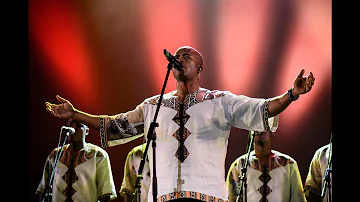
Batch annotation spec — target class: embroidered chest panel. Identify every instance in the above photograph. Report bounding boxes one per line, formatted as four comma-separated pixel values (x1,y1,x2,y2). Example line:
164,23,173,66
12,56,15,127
49,146,103,200
145,89,225,163
238,155,294,202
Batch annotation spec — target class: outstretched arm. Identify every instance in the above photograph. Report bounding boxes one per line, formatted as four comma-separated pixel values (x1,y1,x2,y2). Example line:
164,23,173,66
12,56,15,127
267,68,315,117
45,95,101,130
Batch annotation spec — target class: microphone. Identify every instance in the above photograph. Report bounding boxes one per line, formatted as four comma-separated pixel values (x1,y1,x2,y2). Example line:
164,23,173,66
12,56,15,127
62,126,75,135
164,49,182,71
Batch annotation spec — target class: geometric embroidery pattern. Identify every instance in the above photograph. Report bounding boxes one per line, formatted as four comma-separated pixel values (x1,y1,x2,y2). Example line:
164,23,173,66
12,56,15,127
62,186,75,202
258,166,271,202
58,148,89,201
62,165,79,184
159,88,226,163
238,152,296,202
48,145,101,201
172,105,190,162
62,157,79,202
158,190,228,202
257,185,271,202
171,92,198,163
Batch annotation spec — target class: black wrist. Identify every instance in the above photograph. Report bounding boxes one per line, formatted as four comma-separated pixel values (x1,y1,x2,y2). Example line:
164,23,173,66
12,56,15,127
287,88,299,101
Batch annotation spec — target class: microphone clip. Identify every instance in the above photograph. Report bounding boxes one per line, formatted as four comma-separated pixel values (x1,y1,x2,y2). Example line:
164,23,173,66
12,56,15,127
163,49,182,71
61,126,75,135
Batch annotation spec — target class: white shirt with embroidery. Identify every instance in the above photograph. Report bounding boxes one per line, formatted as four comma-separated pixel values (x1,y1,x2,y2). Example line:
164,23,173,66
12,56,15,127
304,143,332,202
226,150,306,202
100,88,279,202
120,143,150,202
36,143,117,202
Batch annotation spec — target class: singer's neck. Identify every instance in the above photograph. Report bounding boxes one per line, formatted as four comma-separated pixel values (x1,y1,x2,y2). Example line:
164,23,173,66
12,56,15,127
69,140,87,152
254,144,272,164
175,81,200,102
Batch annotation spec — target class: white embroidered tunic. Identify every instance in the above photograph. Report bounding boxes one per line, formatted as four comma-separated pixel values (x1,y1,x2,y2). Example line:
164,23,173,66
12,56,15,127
304,143,332,202
36,143,117,202
100,88,279,202
120,143,150,202
226,150,307,202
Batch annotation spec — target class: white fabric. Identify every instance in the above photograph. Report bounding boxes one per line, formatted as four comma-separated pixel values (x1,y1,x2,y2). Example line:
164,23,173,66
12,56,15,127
100,88,279,202
36,143,117,202
120,143,150,202
226,150,306,202
304,143,332,202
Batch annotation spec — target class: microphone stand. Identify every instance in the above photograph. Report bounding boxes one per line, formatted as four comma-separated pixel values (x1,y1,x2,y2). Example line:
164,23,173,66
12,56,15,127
236,131,255,202
41,129,71,202
321,134,332,201
132,62,174,202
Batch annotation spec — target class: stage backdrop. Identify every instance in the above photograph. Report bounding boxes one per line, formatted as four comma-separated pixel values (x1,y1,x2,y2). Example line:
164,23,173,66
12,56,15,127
28,0,331,201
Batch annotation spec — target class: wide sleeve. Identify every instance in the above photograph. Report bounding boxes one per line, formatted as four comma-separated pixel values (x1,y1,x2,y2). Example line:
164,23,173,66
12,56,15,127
99,102,146,148
289,161,307,202
224,92,279,132
226,157,242,202
96,150,117,201
119,148,137,198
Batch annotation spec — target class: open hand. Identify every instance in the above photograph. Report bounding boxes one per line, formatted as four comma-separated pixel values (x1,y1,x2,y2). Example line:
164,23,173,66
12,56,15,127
292,69,315,96
45,95,75,119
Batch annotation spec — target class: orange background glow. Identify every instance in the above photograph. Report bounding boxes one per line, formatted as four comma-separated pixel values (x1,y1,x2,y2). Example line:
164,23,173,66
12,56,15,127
28,0,331,201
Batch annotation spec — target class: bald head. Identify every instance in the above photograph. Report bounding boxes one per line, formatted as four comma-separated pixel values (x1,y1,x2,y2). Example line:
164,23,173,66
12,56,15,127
175,46,204,67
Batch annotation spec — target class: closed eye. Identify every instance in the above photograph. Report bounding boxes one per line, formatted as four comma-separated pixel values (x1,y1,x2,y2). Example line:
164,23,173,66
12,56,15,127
175,53,192,60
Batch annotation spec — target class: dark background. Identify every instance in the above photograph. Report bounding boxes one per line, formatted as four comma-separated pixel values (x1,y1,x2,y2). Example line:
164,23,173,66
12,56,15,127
27,0,332,201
